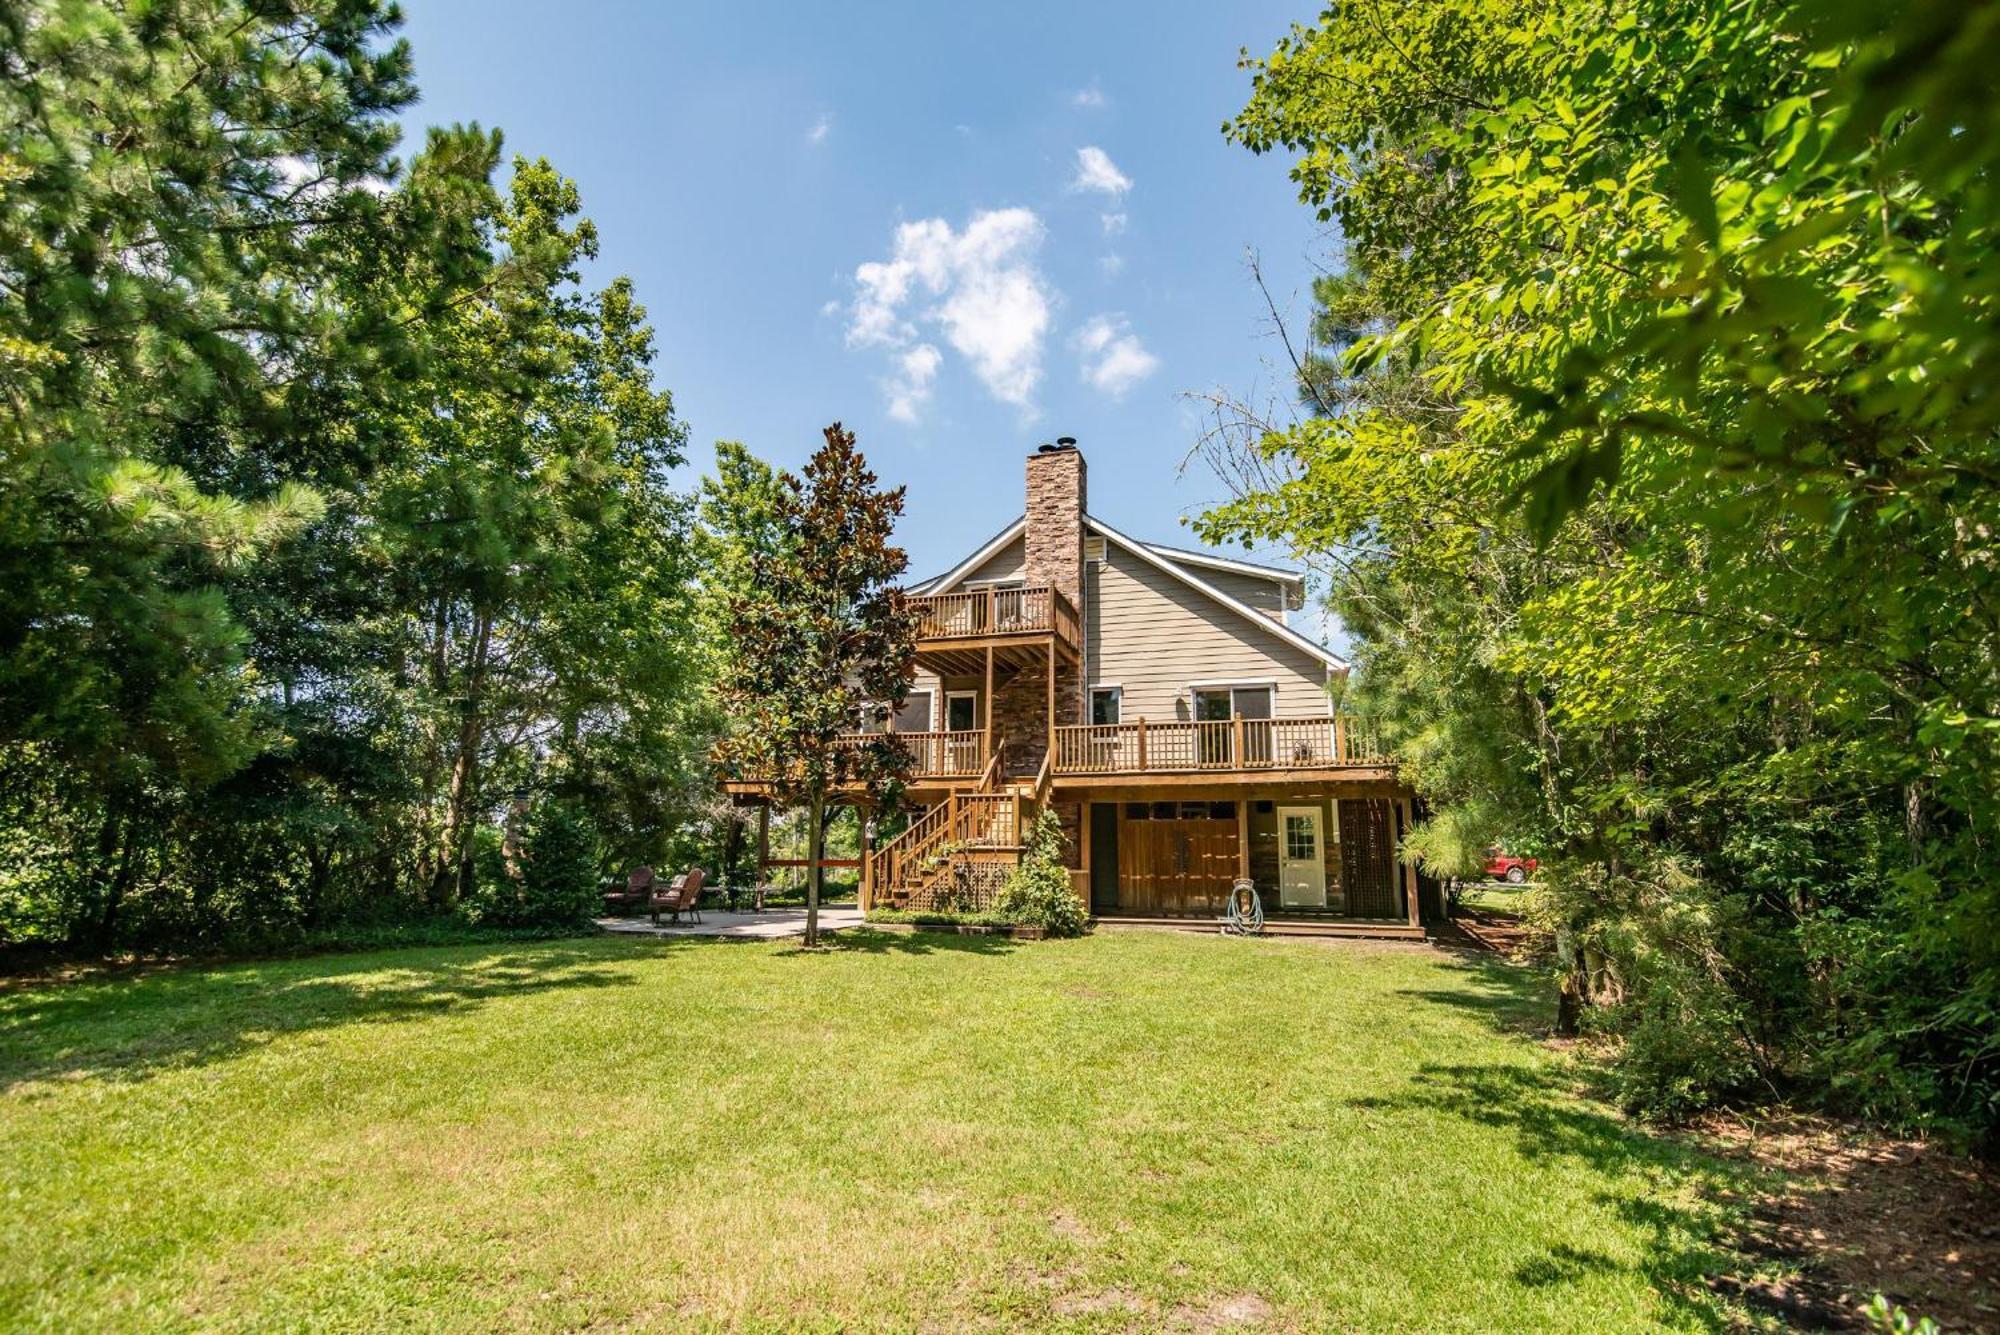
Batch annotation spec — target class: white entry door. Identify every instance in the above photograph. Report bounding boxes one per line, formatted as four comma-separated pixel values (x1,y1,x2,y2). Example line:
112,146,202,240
1277,805,1327,908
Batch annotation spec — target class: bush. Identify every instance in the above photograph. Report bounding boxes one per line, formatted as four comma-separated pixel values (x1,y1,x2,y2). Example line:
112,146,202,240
865,907,1017,929
1535,858,1763,1121
992,808,1087,938
473,799,604,929
1595,957,1760,1122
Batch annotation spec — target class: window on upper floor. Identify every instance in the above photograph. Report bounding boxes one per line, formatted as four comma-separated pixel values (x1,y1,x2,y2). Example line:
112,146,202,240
1090,686,1121,725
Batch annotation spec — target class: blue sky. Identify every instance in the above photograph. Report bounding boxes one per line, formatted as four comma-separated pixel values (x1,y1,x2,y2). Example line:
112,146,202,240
394,1,1327,587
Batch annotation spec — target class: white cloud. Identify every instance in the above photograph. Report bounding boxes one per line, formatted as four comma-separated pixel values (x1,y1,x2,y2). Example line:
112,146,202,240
1099,254,1125,278
1071,83,1106,109
806,112,832,145
847,208,1053,417
885,344,941,423
1100,211,1128,236
1071,146,1132,198
1071,313,1159,398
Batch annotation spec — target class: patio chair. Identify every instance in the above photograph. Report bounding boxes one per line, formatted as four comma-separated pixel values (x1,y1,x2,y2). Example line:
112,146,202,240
602,866,655,916
649,867,706,925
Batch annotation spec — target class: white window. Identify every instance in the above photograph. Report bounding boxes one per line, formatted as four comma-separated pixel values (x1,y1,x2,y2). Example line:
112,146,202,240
1090,686,1121,725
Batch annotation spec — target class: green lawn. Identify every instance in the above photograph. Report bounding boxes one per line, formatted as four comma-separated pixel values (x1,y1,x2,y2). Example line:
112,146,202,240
1457,881,1534,915
0,931,1763,1331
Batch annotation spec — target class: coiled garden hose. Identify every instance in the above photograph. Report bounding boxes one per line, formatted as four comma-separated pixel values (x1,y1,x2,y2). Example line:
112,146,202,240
1222,878,1265,936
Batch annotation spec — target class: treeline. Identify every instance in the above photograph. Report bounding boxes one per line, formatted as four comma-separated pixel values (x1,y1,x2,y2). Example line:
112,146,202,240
0,2,744,950
1210,2,1997,1143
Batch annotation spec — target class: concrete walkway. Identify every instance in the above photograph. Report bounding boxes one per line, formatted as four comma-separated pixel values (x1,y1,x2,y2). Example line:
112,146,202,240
596,906,865,940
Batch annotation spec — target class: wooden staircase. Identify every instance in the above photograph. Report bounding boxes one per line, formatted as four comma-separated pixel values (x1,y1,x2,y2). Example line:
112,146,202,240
871,747,1046,910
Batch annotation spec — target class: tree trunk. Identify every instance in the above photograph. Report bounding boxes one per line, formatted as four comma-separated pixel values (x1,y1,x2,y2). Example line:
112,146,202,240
1554,925,1586,1037
805,789,825,947
430,610,493,908
90,802,136,948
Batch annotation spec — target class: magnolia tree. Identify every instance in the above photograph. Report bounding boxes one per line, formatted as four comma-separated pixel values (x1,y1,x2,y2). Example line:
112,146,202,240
714,425,917,945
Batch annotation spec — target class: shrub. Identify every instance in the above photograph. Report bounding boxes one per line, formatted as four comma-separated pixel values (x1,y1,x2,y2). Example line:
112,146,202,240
1534,857,1763,1121
1595,957,1760,1122
474,799,604,929
992,808,1087,938
865,907,1016,929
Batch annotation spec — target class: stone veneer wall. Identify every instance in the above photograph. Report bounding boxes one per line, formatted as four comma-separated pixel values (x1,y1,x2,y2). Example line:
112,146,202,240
989,653,1084,780
1022,445,1087,728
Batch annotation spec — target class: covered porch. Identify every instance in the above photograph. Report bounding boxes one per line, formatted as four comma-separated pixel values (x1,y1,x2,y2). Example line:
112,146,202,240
1069,783,1423,934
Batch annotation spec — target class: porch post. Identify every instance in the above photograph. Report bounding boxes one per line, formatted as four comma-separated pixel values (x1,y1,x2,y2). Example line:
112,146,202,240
1400,796,1421,928
1235,800,1250,882
859,805,874,913
1046,640,1056,767
756,803,770,881
984,645,994,771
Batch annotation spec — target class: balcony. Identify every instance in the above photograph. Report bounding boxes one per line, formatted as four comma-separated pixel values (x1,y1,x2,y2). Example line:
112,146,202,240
1050,716,1390,778
901,583,1080,676
833,729,987,781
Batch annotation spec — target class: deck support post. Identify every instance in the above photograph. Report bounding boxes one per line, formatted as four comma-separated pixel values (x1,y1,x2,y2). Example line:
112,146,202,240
1236,799,1250,883
983,645,994,775
1400,796,1421,928
756,803,770,883
1046,640,1056,774
859,805,874,913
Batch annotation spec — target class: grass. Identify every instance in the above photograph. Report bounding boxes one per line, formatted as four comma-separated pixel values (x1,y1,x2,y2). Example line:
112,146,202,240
1457,880,1534,914
0,930,1765,1331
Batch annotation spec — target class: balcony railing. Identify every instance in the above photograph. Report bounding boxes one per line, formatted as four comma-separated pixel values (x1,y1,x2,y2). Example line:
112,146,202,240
833,729,985,779
1051,716,1389,775
901,584,1080,650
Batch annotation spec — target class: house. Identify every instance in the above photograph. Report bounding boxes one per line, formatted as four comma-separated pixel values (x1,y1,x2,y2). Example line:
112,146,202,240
728,439,1423,935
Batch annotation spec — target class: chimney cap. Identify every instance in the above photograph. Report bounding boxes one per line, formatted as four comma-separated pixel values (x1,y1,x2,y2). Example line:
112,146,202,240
1056,436,1077,447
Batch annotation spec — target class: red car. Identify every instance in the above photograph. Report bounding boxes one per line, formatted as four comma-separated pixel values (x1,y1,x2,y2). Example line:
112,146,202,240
1482,848,1538,884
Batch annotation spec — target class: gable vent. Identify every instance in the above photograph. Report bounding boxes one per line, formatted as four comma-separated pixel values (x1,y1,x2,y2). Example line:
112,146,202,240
1083,535,1107,564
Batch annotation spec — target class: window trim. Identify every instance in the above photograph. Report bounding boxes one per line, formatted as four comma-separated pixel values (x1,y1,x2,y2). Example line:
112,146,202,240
893,688,934,734
1088,684,1123,726
943,689,980,734
1188,681,1276,721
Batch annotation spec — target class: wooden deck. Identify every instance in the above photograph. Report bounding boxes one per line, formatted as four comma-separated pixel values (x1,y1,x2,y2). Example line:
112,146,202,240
1052,716,1387,778
902,583,1081,676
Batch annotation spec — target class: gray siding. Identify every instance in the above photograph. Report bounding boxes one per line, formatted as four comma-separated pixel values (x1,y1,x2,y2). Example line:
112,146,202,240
1085,555,1331,721
956,534,1025,587
1161,562,1289,619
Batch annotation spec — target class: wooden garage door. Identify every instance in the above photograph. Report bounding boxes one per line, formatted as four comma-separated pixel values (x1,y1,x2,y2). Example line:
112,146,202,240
1118,801,1239,915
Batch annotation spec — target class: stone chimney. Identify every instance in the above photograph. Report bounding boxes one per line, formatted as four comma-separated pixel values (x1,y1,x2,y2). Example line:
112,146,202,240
1025,437,1086,627
1024,438,1086,727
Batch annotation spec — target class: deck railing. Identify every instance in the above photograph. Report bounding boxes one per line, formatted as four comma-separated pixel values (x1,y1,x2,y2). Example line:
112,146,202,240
833,729,985,779
1051,715,1388,775
900,584,1080,649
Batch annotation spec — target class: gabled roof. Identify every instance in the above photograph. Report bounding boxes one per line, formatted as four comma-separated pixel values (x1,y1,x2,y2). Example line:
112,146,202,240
1138,541,1305,599
908,512,1344,672
1083,515,1347,672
